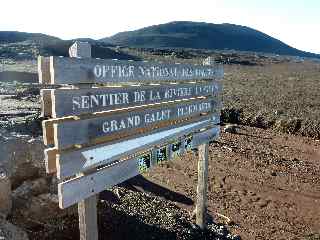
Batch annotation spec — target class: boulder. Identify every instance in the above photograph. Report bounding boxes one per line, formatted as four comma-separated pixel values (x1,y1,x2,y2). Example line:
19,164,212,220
0,134,45,188
224,124,238,134
12,178,49,198
18,193,76,221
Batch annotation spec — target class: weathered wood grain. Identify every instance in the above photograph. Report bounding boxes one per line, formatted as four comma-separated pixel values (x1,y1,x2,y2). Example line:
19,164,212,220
78,195,98,240
42,117,74,146
58,127,219,208
69,40,99,240
41,89,53,118
49,56,224,84
38,56,51,84
196,143,209,229
49,82,220,118
53,99,214,149
42,120,54,146
45,114,218,174
56,118,213,179
59,156,141,208
44,148,58,174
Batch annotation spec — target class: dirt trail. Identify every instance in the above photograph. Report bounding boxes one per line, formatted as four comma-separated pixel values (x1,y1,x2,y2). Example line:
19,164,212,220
145,126,320,239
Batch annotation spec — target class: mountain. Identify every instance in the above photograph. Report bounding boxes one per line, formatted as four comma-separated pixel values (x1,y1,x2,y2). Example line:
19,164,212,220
0,31,61,45
102,21,319,58
0,31,139,61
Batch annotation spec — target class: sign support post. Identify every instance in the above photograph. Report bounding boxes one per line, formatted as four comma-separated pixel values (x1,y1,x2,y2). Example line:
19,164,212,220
70,41,98,240
196,143,209,229
78,194,98,240
196,57,215,229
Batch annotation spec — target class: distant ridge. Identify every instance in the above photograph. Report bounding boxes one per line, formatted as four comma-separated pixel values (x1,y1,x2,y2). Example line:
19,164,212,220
0,31,139,61
101,21,319,58
1,22,319,59
0,31,61,45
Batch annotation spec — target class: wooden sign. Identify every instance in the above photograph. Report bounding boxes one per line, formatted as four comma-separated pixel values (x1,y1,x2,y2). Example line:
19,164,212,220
40,56,223,84
44,82,221,118
51,99,215,149
58,127,220,208
56,117,215,179
39,42,223,239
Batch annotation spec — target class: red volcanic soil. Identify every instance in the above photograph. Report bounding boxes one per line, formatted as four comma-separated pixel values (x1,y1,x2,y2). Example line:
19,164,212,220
145,125,320,239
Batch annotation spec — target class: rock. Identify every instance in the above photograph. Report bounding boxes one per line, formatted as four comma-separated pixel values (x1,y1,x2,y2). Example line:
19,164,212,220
231,234,241,240
0,135,45,188
224,124,238,134
23,193,58,220
19,193,76,221
256,199,270,208
11,164,40,189
0,218,29,240
12,178,49,201
0,168,12,217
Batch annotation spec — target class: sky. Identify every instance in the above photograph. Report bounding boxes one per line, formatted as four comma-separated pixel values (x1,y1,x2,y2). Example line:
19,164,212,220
1,0,319,53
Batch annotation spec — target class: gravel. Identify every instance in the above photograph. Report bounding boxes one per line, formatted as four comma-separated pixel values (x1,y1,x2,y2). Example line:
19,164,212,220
23,186,240,240
97,187,240,240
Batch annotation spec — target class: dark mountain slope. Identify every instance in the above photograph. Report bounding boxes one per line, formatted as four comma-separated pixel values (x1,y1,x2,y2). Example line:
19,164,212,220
0,31,139,61
102,21,319,58
0,31,61,45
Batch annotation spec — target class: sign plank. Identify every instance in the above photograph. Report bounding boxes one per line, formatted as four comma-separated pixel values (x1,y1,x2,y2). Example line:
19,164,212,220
49,56,224,84
58,127,220,208
56,118,213,179
53,99,215,149
38,56,51,84
50,82,221,118
44,148,58,174
191,127,220,148
44,114,220,174
41,89,53,118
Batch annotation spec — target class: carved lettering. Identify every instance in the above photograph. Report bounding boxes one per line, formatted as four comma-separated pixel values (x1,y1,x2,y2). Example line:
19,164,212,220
64,84,218,115
72,93,130,110
100,101,212,134
144,110,171,123
102,115,141,133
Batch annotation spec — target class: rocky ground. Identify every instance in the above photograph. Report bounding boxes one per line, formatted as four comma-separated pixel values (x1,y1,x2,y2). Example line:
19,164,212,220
2,125,319,240
146,126,320,239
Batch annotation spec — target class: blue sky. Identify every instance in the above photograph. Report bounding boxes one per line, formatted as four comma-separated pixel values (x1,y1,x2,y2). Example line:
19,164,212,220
1,0,319,53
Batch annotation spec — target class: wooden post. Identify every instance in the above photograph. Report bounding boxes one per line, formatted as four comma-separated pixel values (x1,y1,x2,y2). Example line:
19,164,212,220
69,41,98,240
78,195,98,240
195,56,214,229
196,143,209,229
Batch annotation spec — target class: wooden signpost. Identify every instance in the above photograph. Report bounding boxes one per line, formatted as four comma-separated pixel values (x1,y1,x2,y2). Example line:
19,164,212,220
39,41,223,239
